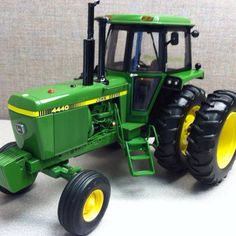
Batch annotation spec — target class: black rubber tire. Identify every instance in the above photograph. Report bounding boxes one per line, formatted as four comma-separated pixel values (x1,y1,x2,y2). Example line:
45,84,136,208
0,184,34,195
0,142,35,195
187,90,236,185
58,170,111,236
106,142,121,150
0,142,17,152
154,85,206,172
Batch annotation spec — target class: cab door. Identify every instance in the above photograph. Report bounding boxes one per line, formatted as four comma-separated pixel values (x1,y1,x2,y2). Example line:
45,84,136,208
127,31,164,123
132,76,161,111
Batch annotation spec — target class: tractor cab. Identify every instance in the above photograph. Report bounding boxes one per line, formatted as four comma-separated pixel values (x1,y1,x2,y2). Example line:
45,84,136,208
104,15,202,122
105,14,200,73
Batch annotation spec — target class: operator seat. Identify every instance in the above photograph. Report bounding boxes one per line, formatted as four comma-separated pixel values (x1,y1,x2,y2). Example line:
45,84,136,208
150,59,159,71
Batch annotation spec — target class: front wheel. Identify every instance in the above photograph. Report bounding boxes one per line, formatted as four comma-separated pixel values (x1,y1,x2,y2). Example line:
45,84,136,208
58,170,111,236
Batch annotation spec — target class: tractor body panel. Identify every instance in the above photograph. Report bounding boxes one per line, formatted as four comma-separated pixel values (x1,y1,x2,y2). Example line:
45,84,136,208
9,112,55,160
8,75,127,111
170,69,204,83
8,76,128,160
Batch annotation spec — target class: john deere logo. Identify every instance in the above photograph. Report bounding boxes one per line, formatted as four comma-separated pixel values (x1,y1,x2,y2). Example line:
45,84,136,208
15,124,26,135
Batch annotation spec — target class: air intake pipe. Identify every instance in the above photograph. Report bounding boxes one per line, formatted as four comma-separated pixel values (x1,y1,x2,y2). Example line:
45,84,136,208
96,17,109,85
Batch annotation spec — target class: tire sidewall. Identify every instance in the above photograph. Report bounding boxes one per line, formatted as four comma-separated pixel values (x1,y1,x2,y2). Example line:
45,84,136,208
187,90,236,184
73,176,111,235
58,171,111,236
0,142,17,153
212,103,236,180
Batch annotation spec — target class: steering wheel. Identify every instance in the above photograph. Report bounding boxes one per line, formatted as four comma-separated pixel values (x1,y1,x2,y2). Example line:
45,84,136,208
138,60,149,70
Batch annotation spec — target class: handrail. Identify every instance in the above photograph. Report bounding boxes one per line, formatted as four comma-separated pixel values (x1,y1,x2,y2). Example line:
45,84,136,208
147,125,159,148
114,104,125,148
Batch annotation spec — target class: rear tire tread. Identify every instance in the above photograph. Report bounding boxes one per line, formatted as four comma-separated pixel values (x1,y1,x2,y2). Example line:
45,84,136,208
187,90,236,185
154,85,206,172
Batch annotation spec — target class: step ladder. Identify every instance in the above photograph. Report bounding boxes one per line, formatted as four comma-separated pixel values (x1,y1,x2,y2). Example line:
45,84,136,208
125,137,155,176
114,104,158,177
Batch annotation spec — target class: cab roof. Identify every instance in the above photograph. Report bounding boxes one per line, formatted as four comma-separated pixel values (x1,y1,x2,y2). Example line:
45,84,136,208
106,14,193,26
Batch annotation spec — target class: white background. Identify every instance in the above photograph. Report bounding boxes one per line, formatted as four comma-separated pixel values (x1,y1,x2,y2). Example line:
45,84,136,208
0,119,236,236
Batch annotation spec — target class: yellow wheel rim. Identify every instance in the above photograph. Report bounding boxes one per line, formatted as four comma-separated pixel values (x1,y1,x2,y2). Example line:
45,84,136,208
83,189,104,222
217,112,236,169
180,105,200,156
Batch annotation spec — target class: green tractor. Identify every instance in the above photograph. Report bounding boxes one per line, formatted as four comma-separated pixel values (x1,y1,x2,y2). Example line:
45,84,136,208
1,1,236,235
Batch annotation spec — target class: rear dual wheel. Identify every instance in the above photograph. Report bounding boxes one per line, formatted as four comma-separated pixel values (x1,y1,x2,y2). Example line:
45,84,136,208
58,170,111,236
154,85,206,172
155,86,236,185
188,90,236,185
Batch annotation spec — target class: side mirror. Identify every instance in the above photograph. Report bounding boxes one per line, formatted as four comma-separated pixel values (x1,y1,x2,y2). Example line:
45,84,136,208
170,32,179,45
192,30,200,38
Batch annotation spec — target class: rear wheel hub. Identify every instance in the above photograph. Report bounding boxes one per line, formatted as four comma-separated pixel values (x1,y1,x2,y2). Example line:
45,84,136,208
180,105,200,156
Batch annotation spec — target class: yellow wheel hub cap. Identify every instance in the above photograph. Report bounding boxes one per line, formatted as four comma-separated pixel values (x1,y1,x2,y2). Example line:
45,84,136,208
217,112,236,169
180,105,200,156
83,189,104,222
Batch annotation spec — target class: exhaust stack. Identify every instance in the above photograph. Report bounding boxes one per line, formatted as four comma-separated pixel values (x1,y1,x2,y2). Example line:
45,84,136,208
83,1,100,86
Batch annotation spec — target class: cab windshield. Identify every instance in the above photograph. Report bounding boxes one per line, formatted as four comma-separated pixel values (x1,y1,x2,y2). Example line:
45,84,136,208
131,31,160,72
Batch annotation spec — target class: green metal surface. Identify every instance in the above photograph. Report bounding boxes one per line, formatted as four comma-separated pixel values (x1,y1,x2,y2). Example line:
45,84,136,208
54,107,89,155
125,136,155,176
8,76,128,160
9,111,55,159
108,14,193,26
42,164,81,180
171,69,204,83
8,75,128,112
148,125,159,149
0,147,37,193
114,104,156,176
26,129,117,174
121,122,144,140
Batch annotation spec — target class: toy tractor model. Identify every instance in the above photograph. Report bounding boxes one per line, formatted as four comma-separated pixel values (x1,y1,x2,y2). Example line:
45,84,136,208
1,1,236,235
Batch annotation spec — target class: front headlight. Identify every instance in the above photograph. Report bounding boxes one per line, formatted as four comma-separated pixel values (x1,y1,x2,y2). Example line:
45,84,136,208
164,76,182,89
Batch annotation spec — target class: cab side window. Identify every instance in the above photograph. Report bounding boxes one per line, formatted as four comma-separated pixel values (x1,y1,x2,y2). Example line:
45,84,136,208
166,31,189,71
106,29,128,71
